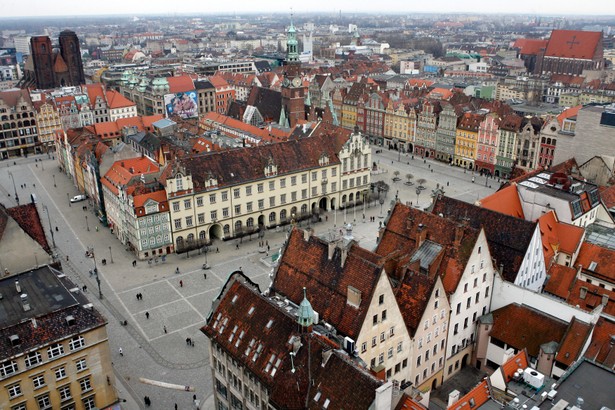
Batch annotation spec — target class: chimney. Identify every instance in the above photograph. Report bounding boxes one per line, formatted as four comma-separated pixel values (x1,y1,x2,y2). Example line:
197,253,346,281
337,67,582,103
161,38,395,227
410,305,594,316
602,294,609,306
371,364,386,381
374,381,393,410
328,241,336,260
416,223,427,247
15,280,21,293
579,287,588,300
340,246,348,267
448,390,461,407
454,224,464,245
303,228,313,242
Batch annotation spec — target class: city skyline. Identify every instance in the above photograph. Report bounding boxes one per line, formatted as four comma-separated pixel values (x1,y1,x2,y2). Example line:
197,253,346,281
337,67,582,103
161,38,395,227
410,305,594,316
2,0,615,18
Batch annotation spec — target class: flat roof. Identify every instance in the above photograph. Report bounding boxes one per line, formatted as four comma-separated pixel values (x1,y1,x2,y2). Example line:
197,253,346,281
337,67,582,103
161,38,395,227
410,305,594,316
539,360,615,409
0,265,81,327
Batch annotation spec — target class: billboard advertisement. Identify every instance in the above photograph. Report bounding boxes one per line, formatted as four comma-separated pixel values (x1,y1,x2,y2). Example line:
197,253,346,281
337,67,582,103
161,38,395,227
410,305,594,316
164,91,198,119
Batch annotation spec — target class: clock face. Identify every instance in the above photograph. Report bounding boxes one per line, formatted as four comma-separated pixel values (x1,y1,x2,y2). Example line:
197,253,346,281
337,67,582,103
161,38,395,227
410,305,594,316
292,77,301,87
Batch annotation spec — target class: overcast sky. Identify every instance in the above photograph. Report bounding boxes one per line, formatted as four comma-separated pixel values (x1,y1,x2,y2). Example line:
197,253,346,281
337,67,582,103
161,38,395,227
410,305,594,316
2,0,614,18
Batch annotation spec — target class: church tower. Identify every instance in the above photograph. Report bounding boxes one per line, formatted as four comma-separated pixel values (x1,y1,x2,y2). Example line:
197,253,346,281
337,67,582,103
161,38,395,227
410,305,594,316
59,30,85,86
30,36,55,89
280,14,306,128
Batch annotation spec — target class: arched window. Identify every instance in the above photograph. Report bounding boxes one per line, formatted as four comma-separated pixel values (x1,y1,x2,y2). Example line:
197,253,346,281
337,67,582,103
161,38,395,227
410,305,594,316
176,236,184,247
246,217,254,227
223,225,230,235
301,204,307,214
280,209,287,221
342,194,347,204
268,212,276,223
349,193,354,202
199,230,206,240
187,233,194,243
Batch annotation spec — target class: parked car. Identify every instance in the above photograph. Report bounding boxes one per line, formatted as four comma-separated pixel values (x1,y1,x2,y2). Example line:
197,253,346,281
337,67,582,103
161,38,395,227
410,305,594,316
70,194,87,203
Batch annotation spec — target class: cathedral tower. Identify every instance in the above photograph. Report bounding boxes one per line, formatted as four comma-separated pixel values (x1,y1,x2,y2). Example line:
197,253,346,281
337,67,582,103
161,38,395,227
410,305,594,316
59,30,85,86
280,14,306,128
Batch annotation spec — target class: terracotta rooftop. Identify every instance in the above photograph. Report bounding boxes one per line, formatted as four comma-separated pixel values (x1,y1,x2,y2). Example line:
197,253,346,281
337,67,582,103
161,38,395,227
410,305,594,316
431,196,536,283
272,229,383,340
598,184,615,209
544,263,577,298
447,380,490,410
537,211,585,267
161,126,350,192
490,303,568,357
500,350,529,383
556,105,582,126
396,394,427,410
0,89,32,108
575,242,615,283
167,74,196,93
556,317,593,367
478,184,524,219
513,38,548,56
201,273,383,409
101,157,160,196
583,317,615,368
544,30,602,60
376,202,480,296
106,90,135,109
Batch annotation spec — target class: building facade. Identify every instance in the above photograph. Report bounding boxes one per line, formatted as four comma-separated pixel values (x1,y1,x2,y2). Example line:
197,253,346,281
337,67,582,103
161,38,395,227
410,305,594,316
0,89,39,158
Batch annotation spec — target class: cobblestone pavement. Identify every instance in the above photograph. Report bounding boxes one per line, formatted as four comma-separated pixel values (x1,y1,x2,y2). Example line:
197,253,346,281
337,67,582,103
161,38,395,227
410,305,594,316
0,149,497,409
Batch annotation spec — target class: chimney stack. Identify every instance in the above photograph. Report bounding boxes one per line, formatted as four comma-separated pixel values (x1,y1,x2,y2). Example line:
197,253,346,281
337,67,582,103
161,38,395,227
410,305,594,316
454,224,464,245
416,223,427,247
15,280,21,293
20,293,31,312
580,287,588,300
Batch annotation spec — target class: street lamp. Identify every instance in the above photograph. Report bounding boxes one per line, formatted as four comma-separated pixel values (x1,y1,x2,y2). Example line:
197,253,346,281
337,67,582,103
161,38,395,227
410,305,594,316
42,204,56,248
67,192,70,207
7,171,18,205
85,215,89,231
53,174,56,188
109,246,113,264
91,247,102,299
416,188,421,208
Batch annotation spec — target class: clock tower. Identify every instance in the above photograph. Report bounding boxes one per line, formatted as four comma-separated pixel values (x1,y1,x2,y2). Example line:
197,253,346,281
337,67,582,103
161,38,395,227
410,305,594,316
280,14,306,128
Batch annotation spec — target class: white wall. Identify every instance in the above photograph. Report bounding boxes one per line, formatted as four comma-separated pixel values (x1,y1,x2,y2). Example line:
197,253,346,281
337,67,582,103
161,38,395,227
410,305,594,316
513,226,547,291
492,273,601,325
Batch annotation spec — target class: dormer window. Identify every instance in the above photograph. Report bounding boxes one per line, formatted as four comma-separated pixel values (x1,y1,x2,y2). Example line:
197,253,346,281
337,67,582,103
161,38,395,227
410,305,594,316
175,174,184,191
205,173,218,191
319,153,329,166
265,156,278,178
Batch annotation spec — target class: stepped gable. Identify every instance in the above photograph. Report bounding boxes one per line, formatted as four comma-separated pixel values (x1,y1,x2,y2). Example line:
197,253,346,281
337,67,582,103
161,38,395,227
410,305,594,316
170,127,348,191
272,228,383,340
431,195,536,283
490,303,568,357
376,202,480,295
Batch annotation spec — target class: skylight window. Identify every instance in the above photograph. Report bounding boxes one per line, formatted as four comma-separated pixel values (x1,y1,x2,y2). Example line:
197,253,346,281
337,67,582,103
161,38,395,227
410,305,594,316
266,319,274,329
245,338,256,356
228,325,238,343
232,295,238,304
248,306,255,316
219,317,228,334
252,343,263,362
235,331,245,348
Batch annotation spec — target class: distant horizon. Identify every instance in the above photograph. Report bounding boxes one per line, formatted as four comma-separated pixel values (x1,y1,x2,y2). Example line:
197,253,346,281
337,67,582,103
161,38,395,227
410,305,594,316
2,0,615,19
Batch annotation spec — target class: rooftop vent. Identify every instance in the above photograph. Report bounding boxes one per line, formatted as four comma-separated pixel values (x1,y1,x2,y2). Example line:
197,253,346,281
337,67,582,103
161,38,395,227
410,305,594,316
65,315,75,326
9,334,20,346
15,280,21,293
20,293,31,312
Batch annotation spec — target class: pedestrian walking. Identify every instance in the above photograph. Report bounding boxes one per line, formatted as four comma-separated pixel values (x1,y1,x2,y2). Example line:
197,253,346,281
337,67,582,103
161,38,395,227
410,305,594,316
145,311,149,319
186,337,191,346
132,260,137,267
118,347,123,356
82,285,87,292
163,325,167,334
216,247,219,253
66,255,69,262
136,293,139,301
55,226,58,232
179,280,183,287
204,273,207,280
175,266,180,274
175,404,178,410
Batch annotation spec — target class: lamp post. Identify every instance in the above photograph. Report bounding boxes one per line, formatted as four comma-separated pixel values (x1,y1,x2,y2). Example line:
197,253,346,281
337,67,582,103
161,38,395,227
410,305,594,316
91,248,102,299
109,246,113,264
416,187,421,208
67,192,70,207
85,215,89,231
8,171,18,205
42,204,56,248
53,174,56,188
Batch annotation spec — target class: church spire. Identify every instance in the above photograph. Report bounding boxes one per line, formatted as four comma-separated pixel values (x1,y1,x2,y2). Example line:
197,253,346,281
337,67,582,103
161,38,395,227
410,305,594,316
286,10,299,63
297,287,314,329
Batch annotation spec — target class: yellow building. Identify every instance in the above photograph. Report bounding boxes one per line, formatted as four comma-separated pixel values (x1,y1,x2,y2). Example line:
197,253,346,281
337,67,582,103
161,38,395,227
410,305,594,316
36,102,63,151
163,124,372,250
454,113,484,169
341,83,368,131
384,100,416,152
0,266,117,410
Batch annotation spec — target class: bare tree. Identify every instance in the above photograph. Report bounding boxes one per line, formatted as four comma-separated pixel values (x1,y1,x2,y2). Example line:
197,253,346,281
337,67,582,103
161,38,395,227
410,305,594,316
417,178,427,187
405,173,414,185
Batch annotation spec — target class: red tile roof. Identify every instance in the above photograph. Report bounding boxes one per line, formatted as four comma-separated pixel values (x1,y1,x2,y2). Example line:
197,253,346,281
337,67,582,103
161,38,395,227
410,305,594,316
575,242,615,283
556,105,582,126
513,38,548,56
272,229,384,340
447,380,490,410
101,157,160,195
500,350,529,383
583,317,615,368
490,304,568,357
478,184,524,219
598,184,615,209
167,75,196,93
106,90,135,109
82,83,106,105
544,264,577,298
556,317,592,367
376,202,480,296
0,89,32,108
396,394,428,410
201,273,383,409
544,30,602,60
537,211,584,268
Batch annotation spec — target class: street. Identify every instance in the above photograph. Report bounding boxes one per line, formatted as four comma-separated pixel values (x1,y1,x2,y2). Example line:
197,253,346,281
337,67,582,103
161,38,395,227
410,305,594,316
0,149,499,409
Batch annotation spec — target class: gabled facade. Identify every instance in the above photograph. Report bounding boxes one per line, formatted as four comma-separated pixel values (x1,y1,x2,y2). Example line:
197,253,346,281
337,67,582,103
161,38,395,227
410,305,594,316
414,100,440,158
35,101,62,149
454,112,483,169
384,100,416,154
434,102,458,163
475,113,499,175
495,113,521,178
515,117,543,171
0,90,39,158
